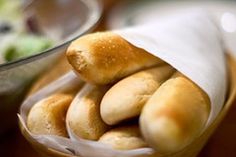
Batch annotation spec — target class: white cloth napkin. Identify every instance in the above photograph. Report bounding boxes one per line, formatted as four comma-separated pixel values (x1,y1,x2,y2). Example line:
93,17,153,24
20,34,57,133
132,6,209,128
115,11,227,127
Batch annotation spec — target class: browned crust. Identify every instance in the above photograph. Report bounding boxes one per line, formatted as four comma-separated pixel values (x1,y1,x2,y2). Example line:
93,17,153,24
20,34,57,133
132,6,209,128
66,32,163,84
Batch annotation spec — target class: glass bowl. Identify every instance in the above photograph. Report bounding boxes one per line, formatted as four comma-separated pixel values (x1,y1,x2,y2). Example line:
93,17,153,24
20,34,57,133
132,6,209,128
0,0,102,134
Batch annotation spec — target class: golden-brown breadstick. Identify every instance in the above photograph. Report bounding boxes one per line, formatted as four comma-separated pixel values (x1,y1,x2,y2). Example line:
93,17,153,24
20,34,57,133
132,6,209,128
140,72,210,154
100,65,175,125
66,84,110,140
66,32,163,85
27,93,73,137
98,125,148,150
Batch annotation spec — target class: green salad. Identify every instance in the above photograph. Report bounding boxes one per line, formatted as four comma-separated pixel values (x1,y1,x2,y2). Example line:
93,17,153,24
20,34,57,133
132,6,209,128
0,0,53,63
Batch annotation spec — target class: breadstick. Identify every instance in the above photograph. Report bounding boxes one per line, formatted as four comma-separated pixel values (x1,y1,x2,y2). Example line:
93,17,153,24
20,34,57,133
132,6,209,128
27,93,73,137
66,32,163,85
98,125,148,150
66,84,110,140
140,72,210,154
101,65,175,125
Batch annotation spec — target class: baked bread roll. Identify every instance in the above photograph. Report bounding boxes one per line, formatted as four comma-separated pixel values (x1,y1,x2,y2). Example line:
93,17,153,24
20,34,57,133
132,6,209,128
66,84,110,140
66,32,163,85
27,93,73,137
101,65,175,125
140,72,210,154
98,125,148,150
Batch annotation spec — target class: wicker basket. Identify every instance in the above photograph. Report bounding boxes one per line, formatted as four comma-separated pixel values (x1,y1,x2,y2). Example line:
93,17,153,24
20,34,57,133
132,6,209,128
19,54,236,157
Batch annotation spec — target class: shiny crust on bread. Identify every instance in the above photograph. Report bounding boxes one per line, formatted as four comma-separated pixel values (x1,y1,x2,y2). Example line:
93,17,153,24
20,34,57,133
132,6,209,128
66,84,110,140
101,65,175,125
27,94,73,137
140,72,210,154
66,32,163,85
98,125,148,150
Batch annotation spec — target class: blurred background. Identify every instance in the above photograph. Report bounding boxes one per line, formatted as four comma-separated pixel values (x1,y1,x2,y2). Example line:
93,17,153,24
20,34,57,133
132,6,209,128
1,0,236,156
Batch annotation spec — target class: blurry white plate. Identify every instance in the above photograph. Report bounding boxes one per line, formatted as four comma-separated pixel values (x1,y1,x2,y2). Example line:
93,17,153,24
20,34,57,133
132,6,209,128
108,0,236,54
